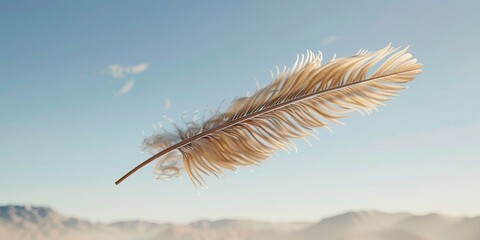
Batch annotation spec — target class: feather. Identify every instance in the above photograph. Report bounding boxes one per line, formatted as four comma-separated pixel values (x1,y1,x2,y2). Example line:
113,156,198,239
115,44,422,186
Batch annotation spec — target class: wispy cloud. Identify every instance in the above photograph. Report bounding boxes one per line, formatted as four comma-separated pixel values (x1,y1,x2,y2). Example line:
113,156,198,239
321,35,343,45
165,97,172,109
117,79,135,95
109,63,150,79
106,62,150,96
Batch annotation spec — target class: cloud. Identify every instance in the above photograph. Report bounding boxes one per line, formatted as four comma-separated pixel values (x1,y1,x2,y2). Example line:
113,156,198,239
117,79,135,95
321,35,343,45
109,63,150,79
128,63,150,74
165,97,172,109
109,65,125,79
108,62,150,96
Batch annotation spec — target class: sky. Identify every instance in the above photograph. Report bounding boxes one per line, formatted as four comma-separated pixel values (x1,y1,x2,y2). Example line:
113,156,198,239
1,0,479,223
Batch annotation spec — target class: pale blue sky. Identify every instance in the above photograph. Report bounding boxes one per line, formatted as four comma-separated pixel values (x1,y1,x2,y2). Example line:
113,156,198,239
1,0,479,223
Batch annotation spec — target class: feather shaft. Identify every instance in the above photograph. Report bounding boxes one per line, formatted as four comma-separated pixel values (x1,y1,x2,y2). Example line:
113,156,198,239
115,66,418,185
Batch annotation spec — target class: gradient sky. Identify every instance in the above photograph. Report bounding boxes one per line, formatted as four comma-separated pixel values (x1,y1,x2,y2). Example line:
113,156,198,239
1,0,479,223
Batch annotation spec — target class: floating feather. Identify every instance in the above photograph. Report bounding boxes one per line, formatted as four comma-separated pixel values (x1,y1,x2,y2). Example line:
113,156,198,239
115,44,422,186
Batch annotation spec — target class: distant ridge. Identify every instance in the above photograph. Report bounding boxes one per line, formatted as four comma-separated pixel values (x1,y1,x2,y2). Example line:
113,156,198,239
0,205,479,240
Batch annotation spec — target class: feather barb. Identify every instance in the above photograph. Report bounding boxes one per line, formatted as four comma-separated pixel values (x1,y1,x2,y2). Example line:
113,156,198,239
115,45,422,186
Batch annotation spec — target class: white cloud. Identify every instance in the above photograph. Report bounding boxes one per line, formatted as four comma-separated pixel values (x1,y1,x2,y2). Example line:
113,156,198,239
117,79,135,95
321,35,343,45
128,63,150,74
110,65,126,79
109,63,150,79
108,62,150,96
165,97,172,109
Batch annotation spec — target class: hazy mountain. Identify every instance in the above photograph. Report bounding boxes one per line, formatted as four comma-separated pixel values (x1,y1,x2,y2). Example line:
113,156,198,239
296,211,480,240
298,211,411,240
1,205,479,240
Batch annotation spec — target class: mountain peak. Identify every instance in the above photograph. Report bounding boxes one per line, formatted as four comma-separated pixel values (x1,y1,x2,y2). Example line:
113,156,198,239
0,205,62,224
299,210,412,239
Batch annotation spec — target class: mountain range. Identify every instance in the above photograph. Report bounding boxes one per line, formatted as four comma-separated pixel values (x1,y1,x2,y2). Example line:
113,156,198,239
1,205,479,240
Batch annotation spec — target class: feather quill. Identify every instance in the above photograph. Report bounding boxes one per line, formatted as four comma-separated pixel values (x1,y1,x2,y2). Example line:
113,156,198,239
115,44,422,186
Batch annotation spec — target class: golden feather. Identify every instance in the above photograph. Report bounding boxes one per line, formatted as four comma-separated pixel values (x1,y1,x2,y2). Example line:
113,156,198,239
115,44,422,186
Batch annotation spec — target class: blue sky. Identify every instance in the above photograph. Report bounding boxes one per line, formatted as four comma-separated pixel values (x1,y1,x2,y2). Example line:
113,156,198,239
1,0,479,223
